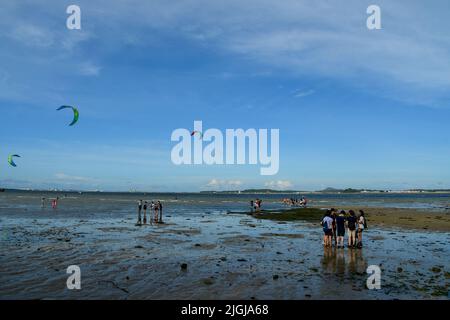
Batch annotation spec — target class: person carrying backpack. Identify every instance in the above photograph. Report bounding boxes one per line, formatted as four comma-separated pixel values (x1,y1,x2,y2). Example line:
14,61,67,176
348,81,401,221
360,210,368,229
321,210,333,247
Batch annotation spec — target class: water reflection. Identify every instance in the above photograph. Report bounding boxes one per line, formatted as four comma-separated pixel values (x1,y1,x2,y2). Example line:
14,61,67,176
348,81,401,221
321,246,367,276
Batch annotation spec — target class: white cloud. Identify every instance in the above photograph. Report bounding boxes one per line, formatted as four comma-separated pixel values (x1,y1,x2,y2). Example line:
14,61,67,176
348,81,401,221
79,62,101,76
2,0,450,107
55,173,93,182
264,180,293,190
61,31,92,51
106,0,450,106
293,89,315,98
206,179,243,189
10,24,54,47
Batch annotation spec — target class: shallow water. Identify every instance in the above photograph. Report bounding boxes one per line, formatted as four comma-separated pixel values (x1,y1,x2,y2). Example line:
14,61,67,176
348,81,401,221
0,191,449,299
1,190,450,212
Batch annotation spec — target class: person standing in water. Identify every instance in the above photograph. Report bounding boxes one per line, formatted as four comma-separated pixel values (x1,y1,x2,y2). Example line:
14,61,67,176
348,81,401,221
321,210,333,247
347,210,357,248
143,201,148,224
150,201,155,225
336,210,346,248
137,200,143,225
158,201,163,223
51,197,59,209
255,199,262,212
41,197,46,208
330,208,337,246
250,200,254,213
321,209,330,245
154,201,159,223
357,210,366,248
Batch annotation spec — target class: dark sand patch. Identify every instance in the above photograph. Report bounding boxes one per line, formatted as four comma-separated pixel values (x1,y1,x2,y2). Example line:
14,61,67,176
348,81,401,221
252,208,324,222
192,243,217,250
97,227,135,232
164,228,201,236
368,235,386,241
220,235,258,246
217,231,241,236
248,206,450,232
138,233,187,244
260,232,304,239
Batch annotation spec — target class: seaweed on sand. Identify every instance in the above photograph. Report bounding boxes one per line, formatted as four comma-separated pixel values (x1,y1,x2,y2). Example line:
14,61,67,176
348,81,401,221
251,208,325,222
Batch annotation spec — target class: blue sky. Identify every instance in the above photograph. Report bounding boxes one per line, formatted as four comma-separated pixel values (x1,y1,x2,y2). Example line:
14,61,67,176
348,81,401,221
1,0,449,191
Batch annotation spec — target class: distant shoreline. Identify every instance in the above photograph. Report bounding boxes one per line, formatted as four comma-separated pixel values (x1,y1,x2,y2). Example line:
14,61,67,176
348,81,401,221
2,188,450,195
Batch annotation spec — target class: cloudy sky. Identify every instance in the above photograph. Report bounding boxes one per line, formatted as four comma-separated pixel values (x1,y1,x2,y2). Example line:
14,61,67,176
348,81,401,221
0,0,449,191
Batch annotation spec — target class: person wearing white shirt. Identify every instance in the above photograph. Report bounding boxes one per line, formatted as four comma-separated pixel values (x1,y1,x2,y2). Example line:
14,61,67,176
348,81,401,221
321,211,334,247
357,210,366,247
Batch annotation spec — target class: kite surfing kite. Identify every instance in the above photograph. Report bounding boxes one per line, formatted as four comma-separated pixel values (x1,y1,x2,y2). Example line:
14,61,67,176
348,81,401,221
8,154,21,167
191,130,203,139
57,105,79,126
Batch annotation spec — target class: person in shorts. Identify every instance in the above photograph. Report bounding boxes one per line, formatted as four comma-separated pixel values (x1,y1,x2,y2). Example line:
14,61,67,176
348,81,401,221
346,210,357,248
336,210,346,248
322,211,334,247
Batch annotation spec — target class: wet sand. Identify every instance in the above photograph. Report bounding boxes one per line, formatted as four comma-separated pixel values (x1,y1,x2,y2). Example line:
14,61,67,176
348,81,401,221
1,205,449,300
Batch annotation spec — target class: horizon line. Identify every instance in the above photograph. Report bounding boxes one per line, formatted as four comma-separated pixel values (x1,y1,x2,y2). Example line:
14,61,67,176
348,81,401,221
3,187,450,194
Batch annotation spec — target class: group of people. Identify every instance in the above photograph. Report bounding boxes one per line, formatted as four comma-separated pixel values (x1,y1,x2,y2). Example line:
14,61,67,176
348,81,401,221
321,208,367,248
250,199,263,212
137,200,163,225
41,197,59,209
282,197,308,207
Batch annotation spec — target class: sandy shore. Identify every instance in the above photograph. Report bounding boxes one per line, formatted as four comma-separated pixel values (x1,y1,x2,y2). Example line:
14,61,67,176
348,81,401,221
356,207,450,232
250,206,450,232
